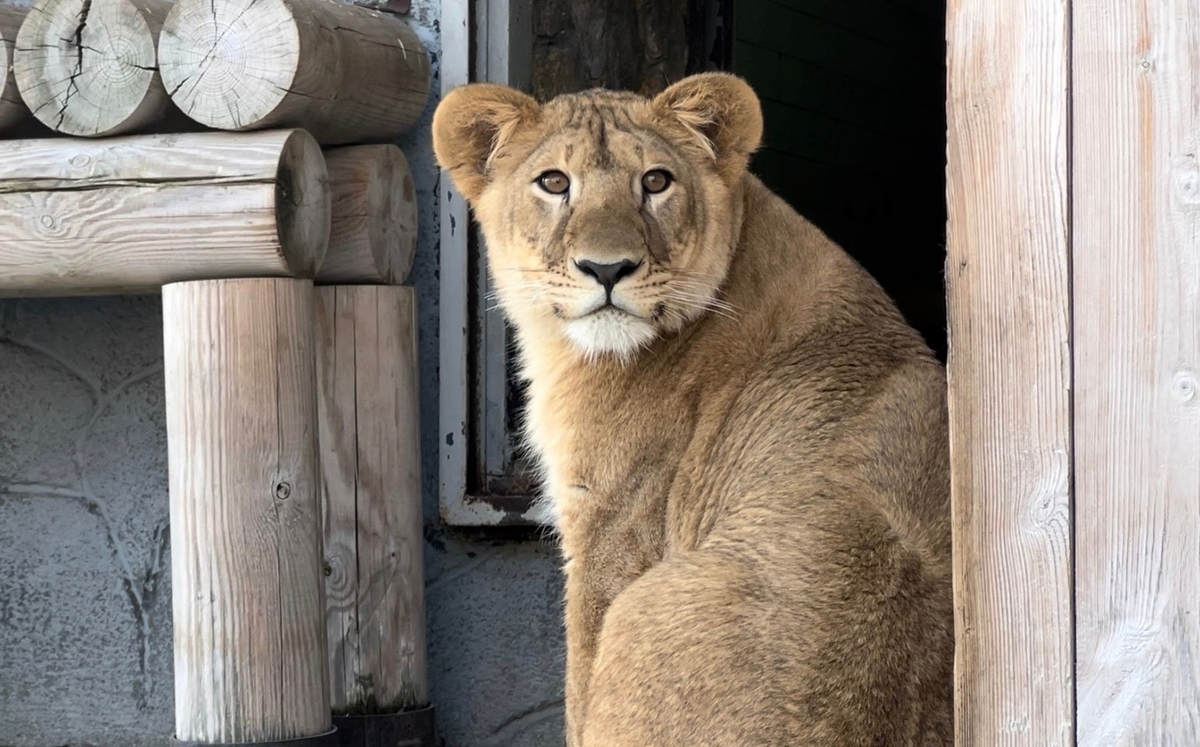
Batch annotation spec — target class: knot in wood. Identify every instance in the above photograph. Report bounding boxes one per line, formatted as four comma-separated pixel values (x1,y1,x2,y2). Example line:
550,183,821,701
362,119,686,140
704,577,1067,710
274,481,292,500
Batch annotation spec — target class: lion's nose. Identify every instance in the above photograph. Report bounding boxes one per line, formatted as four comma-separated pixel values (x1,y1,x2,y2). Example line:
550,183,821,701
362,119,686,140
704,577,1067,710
574,258,641,291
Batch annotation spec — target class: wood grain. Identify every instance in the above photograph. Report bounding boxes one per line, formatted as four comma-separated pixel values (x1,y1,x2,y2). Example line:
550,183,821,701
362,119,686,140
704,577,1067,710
0,129,329,296
945,0,1075,743
316,285,427,713
163,277,331,743
158,0,431,145
1073,0,1200,742
318,145,419,286
0,3,29,131
13,0,183,136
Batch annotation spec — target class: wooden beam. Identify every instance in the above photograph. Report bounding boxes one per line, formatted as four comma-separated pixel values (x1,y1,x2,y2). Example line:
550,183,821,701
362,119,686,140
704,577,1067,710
163,277,332,743
0,129,329,297
316,285,427,714
1073,0,1200,741
0,4,30,132
318,145,418,286
945,0,1074,743
158,0,431,145
13,0,183,137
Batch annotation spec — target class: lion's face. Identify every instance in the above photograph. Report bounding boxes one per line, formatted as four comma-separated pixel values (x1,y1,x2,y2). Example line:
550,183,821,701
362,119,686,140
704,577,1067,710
433,74,763,362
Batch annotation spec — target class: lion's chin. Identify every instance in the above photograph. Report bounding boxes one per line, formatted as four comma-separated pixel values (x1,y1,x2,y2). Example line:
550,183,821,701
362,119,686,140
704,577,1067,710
563,308,657,362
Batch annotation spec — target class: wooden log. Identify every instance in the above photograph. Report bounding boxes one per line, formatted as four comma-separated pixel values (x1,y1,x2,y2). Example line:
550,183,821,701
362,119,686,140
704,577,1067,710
13,0,183,136
164,277,332,743
946,0,1074,743
0,3,29,132
1073,0,1200,741
158,0,432,145
317,145,418,285
0,129,330,297
316,285,427,714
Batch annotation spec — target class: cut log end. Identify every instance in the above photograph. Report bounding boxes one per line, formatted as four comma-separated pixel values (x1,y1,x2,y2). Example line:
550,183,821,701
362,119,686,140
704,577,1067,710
158,0,300,132
14,0,171,137
276,128,332,278
0,4,30,131
319,144,418,285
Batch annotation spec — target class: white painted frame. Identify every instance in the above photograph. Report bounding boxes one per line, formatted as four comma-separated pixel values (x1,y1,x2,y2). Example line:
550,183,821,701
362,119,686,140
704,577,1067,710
438,0,544,525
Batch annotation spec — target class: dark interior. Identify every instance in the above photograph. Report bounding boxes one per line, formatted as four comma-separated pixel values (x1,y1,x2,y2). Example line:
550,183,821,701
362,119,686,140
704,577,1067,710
729,0,948,360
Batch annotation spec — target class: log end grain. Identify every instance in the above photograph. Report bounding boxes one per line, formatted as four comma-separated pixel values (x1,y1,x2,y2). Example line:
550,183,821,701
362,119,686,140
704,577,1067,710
158,0,300,132
277,128,332,278
319,144,418,285
14,0,170,137
0,3,29,131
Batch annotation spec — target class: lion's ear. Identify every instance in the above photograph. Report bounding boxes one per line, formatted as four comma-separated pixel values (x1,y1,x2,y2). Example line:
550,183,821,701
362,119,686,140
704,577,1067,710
433,83,541,204
652,73,763,181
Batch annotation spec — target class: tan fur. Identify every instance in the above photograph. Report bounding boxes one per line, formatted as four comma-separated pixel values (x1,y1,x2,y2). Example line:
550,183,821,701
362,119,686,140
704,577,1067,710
433,73,953,746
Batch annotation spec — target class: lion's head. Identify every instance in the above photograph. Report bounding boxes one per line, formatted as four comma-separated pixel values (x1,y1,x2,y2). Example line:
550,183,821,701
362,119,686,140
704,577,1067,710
432,73,763,362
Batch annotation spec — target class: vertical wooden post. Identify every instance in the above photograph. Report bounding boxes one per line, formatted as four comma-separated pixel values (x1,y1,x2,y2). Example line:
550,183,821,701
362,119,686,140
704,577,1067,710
315,285,428,714
945,0,1075,743
1073,0,1200,742
164,277,333,744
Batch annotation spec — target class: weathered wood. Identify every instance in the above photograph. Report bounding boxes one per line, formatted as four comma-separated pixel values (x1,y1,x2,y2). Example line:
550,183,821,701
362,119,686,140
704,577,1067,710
945,0,1074,744
0,129,329,297
316,285,427,713
13,0,183,136
0,3,29,131
164,277,331,743
1073,0,1200,742
158,0,431,145
317,145,418,286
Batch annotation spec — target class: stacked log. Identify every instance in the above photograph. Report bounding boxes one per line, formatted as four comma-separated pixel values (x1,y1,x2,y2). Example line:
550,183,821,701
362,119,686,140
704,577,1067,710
13,0,183,136
0,0,433,737
0,3,28,131
0,129,330,296
158,0,431,145
318,144,419,285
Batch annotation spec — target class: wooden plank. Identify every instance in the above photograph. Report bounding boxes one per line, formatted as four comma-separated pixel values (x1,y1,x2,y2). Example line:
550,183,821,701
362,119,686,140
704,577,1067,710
1073,0,1200,742
317,285,427,712
164,277,330,743
945,0,1074,743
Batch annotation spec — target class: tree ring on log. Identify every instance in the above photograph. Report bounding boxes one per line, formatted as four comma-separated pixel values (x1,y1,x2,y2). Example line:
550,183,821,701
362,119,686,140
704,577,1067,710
14,0,171,136
158,0,302,132
276,128,332,278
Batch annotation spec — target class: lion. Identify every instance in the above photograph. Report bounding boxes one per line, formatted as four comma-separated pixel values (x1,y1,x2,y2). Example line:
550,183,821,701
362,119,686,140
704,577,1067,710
432,72,953,746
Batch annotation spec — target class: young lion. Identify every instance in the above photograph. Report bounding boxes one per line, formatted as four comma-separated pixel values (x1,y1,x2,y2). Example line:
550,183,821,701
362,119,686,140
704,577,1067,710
433,73,953,746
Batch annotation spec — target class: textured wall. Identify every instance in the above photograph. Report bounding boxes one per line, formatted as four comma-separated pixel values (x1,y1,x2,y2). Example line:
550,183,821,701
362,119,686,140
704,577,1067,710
0,2,567,745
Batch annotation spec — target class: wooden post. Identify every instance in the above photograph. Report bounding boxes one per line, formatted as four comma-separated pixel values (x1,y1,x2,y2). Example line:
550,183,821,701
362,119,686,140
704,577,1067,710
13,0,183,136
158,0,431,145
315,285,428,714
945,0,1074,744
0,4,29,132
317,145,418,285
0,129,330,296
164,277,332,744
1073,0,1200,742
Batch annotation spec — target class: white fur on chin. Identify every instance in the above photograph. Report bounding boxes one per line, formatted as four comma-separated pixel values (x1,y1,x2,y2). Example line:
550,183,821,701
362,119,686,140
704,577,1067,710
564,309,657,362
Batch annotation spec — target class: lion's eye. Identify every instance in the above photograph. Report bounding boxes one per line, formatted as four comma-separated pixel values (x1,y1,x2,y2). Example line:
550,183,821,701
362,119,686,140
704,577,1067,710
537,170,570,195
641,169,673,194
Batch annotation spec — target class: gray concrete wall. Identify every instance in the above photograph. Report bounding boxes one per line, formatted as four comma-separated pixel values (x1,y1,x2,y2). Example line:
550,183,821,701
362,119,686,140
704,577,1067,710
0,3,567,745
